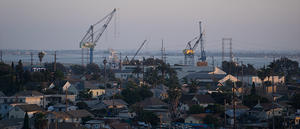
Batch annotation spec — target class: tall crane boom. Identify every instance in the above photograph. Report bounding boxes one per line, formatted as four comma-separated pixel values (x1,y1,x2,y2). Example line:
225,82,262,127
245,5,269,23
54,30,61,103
130,40,147,63
198,21,206,62
80,8,116,64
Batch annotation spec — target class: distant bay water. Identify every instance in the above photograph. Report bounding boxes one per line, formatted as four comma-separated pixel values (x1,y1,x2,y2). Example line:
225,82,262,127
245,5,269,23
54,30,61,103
2,50,300,69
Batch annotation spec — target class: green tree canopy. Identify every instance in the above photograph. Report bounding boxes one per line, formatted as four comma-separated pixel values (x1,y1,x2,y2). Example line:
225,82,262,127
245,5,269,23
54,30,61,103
188,105,205,114
70,64,85,75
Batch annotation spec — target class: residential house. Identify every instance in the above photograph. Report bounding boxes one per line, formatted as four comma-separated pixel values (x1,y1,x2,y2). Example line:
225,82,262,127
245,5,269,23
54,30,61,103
49,122,86,129
9,104,43,119
247,102,268,123
118,109,136,119
44,94,76,107
109,121,133,129
48,103,78,111
139,97,170,123
48,109,94,124
261,103,284,119
83,81,105,98
48,80,78,95
178,94,195,112
218,74,240,86
84,120,107,129
192,94,216,108
225,104,249,125
0,91,6,97
178,94,215,112
240,75,285,87
184,113,208,124
150,84,168,99
102,99,128,109
0,91,44,106
0,118,23,129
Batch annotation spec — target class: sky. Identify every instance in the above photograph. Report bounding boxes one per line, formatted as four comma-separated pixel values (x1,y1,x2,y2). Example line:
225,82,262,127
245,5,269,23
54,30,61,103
0,0,300,52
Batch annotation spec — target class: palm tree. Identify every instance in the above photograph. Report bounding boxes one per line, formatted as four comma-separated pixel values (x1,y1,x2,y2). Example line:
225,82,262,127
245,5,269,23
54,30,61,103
257,66,267,93
38,51,45,65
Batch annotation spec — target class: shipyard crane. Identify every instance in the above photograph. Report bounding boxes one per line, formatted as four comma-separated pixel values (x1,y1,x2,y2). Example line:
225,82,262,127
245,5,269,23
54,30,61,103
129,40,147,64
80,8,116,64
183,21,206,66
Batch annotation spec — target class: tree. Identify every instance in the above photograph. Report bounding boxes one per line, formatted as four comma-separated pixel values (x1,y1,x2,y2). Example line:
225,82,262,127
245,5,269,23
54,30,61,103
44,62,66,73
290,93,300,109
268,57,299,83
70,64,85,74
257,66,268,92
203,114,220,128
144,67,159,87
243,94,269,108
251,82,256,95
135,110,160,126
54,70,64,80
22,112,29,129
34,113,47,129
86,63,100,74
76,101,89,110
16,60,24,84
188,105,205,114
132,64,142,79
38,51,45,65
188,79,198,93
78,90,92,100
121,85,153,105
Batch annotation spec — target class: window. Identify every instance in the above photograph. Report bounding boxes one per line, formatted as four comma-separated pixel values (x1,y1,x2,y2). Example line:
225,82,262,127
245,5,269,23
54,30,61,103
15,108,19,111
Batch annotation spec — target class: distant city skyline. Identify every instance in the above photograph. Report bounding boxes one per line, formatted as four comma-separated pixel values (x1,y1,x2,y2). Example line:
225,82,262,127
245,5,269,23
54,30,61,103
0,0,299,52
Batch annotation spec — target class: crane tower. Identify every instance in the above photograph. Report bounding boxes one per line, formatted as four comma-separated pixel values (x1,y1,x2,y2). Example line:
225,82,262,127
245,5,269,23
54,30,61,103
80,8,116,64
183,21,206,66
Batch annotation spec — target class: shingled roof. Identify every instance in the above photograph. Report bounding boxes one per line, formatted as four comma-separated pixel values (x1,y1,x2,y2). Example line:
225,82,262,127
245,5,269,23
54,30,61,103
16,104,43,112
193,95,215,104
14,91,43,96
66,110,94,118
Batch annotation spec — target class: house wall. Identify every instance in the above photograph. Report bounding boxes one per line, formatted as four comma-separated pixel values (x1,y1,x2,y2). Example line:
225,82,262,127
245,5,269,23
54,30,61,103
266,108,283,119
25,96,43,106
8,107,37,119
90,89,105,98
185,116,202,124
0,104,13,118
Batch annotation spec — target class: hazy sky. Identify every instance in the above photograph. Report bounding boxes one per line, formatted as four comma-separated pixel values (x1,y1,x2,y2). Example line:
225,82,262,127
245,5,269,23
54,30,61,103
0,0,299,52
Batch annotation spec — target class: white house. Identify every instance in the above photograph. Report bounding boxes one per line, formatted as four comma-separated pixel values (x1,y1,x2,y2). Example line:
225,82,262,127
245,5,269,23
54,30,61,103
9,104,43,119
218,74,240,86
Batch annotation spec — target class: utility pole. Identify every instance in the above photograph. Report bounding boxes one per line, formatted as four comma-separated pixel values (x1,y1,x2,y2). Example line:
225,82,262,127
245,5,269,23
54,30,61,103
224,99,227,128
103,57,107,88
54,51,57,72
272,57,275,129
222,39,225,62
142,57,145,85
229,39,233,62
81,48,84,66
161,39,164,62
241,61,244,101
119,52,122,70
65,89,68,112
30,52,33,68
0,50,2,62
233,82,237,129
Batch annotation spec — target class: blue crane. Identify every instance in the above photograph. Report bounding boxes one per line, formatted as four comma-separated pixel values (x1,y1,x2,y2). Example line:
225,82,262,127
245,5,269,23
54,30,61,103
80,8,116,64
